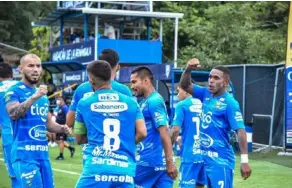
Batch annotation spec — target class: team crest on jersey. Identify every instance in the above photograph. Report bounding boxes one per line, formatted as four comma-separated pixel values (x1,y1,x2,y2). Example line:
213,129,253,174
83,92,94,98
215,101,227,109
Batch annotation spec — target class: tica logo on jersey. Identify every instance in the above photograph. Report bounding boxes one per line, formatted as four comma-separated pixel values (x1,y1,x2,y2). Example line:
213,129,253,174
200,111,212,129
31,104,48,122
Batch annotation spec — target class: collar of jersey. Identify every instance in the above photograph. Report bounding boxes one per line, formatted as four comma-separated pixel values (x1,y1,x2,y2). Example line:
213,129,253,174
20,81,36,90
94,88,112,93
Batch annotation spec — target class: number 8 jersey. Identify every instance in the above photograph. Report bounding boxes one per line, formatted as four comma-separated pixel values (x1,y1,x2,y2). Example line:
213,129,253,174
74,89,144,177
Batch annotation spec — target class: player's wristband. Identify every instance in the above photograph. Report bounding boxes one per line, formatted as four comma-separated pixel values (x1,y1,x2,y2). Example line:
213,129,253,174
241,154,249,163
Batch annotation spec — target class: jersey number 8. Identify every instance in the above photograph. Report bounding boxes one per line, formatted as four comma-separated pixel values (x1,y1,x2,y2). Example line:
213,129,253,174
103,118,121,151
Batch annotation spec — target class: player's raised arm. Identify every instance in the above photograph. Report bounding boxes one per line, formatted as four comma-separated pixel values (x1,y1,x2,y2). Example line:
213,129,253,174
179,58,201,95
5,85,47,120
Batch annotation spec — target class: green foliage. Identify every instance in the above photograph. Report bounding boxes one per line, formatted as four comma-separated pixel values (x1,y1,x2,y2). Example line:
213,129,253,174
0,1,55,50
29,27,50,62
154,2,289,68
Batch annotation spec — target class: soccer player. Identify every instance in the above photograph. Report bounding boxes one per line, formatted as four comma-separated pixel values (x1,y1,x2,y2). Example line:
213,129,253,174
66,49,132,164
66,48,132,128
5,54,71,188
171,86,206,188
180,58,252,188
0,63,18,187
74,60,146,187
55,96,75,160
130,67,178,187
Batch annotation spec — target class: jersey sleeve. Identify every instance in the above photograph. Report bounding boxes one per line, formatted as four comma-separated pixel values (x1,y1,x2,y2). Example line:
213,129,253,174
148,98,168,129
172,102,184,127
69,86,82,112
134,101,144,120
123,86,133,97
4,87,19,105
74,100,87,135
226,99,245,130
62,105,69,115
192,84,207,101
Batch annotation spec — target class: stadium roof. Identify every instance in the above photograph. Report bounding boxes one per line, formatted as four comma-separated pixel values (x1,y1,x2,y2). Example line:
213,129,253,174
0,43,27,56
31,8,183,28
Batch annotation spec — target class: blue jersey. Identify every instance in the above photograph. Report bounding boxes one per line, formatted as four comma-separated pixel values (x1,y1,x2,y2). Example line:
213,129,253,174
193,85,244,169
5,82,49,162
0,80,18,147
70,81,132,112
75,89,143,176
172,97,203,163
136,91,169,167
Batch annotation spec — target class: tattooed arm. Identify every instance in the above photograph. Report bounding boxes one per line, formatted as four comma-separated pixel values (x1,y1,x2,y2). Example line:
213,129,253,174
6,96,39,120
6,85,48,120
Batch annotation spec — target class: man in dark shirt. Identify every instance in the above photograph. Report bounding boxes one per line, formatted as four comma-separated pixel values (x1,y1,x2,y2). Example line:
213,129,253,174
55,96,75,160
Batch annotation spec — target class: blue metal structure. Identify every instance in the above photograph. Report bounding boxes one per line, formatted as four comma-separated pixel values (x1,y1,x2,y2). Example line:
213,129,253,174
32,1,183,68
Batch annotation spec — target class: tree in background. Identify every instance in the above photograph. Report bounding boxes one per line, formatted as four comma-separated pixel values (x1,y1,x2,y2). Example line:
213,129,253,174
29,27,50,62
0,1,55,50
153,1,289,68
2,1,287,68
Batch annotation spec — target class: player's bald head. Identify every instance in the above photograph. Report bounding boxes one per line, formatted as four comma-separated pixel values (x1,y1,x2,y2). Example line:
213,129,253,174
20,54,41,65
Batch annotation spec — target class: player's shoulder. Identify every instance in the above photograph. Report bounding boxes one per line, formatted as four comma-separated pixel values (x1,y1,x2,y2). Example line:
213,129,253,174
76,81,91,91
6,81,22,93
0,80,17,92
221,92,239,107
148,91,164,103
112,80,132,97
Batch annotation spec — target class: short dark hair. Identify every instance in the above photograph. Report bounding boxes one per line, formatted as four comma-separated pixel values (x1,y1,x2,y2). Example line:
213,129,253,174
213,66,230,78
98,49,119,68
87,60,111,83
57,95,67,102
0,63,13,79
131,66,153,81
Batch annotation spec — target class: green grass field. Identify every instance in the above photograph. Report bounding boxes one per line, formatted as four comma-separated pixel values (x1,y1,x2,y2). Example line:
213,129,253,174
0,140,291,188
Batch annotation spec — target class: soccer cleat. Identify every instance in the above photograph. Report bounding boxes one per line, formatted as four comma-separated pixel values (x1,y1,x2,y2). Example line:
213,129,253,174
51,142,57,147
70,147,75,158
55,156,64,160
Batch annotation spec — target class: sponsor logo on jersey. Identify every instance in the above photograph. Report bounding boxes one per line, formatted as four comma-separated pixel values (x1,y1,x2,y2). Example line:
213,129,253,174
200,111,212,129
31,103,48,122
200,132,214,148
98,93,119,101
91,102,128,113
28,125,47,141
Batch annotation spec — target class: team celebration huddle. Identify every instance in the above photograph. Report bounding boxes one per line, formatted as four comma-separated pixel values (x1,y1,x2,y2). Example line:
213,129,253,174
0,49,251,188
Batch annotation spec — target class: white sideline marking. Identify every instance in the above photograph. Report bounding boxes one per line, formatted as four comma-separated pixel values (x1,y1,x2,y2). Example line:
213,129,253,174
0,158,80,175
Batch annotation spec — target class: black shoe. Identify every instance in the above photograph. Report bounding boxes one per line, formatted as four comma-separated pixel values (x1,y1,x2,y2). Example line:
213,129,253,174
55,156,64,160
70,147,75,158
